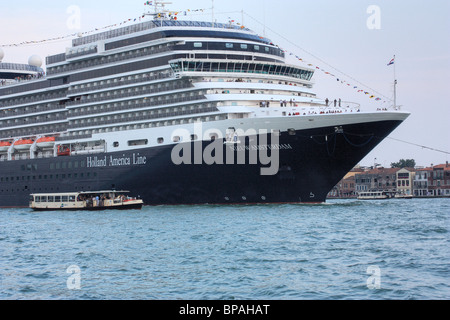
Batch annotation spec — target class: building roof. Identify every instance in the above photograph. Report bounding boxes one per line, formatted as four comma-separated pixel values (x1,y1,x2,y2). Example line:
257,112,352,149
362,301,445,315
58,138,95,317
433,163,450,171
358,167,401,176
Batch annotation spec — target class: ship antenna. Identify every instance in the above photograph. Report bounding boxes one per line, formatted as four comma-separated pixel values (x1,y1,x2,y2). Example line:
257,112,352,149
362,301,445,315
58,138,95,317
144,0,173,26
393,55,397,110
212,0,215,28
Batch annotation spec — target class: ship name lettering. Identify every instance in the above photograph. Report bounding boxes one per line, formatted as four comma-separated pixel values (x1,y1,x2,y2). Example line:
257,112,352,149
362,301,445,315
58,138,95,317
109,156,131,167
86,154,147,168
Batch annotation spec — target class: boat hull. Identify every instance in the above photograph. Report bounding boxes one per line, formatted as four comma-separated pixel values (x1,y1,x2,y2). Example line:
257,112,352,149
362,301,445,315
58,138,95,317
31,203,143,212
0,119,403,208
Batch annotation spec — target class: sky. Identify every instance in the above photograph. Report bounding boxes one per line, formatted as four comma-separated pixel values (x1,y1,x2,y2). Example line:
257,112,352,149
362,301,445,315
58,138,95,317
1,0,449,168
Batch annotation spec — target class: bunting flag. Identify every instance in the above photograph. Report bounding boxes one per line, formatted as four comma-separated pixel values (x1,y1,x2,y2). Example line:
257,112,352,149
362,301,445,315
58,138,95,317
1,7,388,104
268,41,388,103
0,6,210,48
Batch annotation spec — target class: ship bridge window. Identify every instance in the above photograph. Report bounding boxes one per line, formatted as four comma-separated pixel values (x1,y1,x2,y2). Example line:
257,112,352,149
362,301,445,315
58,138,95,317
194,42,203,48
225,43,234,49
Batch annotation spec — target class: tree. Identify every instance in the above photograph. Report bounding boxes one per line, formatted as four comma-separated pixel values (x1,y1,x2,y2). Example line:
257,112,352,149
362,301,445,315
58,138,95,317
391,159,416,168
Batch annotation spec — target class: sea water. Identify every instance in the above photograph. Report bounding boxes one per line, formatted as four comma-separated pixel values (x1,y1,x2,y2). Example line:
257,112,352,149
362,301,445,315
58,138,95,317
0,199,448,300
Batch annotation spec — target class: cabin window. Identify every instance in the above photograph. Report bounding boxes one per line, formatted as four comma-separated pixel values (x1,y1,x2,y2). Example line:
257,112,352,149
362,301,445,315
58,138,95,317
157,138,164,144
113,142,119,148
193,42,203,48
128,139,148,146
62,196,69,202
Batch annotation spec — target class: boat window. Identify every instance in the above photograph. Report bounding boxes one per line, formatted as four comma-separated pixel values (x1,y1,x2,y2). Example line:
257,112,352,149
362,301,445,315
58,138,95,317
41,196,48,203
157,138,164,144
128,139,148,146
288,129,296,136
62,196,69,202
225,43,234,49
69,196,76,202
113,142,119,148
48,196,54,203
55,196,61,202
193,42,203,48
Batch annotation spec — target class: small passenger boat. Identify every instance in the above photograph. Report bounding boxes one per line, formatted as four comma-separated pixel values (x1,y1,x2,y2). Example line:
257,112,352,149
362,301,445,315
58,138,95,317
357,191,391,200
30,190,144,211
394,193,413,199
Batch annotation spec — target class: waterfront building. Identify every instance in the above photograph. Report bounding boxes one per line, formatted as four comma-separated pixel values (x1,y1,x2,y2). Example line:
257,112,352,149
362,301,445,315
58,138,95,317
355,167,400,195
428,163,450,197
396,168,415,196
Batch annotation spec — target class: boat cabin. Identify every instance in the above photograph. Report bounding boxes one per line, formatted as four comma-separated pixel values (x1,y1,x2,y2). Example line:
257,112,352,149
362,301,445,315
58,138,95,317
30,190,143,211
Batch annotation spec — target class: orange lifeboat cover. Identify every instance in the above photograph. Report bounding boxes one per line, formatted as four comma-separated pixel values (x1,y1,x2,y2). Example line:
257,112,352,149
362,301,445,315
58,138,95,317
0,141,12,147
14,139,34,146
36,137,56,143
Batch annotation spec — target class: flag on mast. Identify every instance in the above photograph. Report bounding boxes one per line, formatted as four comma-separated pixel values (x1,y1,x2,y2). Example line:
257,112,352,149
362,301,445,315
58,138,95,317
387,57,395,66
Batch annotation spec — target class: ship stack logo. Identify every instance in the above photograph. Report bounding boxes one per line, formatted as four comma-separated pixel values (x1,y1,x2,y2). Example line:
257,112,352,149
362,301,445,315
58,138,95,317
171,123,288,176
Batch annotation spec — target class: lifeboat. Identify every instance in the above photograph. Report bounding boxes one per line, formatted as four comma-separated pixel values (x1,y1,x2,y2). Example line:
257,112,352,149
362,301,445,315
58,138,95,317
0,141,12,152
57,145,71,157
14,139,34,151
36,136,56,148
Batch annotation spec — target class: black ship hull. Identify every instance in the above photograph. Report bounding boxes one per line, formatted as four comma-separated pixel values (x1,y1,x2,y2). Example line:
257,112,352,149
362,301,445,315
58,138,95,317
0,119,402,208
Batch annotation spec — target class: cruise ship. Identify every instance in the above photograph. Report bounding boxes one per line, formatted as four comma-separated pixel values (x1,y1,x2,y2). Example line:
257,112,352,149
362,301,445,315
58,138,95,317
0,8,409,207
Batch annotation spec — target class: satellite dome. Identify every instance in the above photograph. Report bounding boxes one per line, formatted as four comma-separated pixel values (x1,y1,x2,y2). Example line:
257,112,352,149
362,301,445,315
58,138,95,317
28,55,42,68
0,48,4,62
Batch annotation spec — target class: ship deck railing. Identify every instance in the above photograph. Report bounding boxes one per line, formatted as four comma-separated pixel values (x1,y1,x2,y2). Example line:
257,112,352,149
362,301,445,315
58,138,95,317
47,45,173,76
67,72,173,95
66,81,192,107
